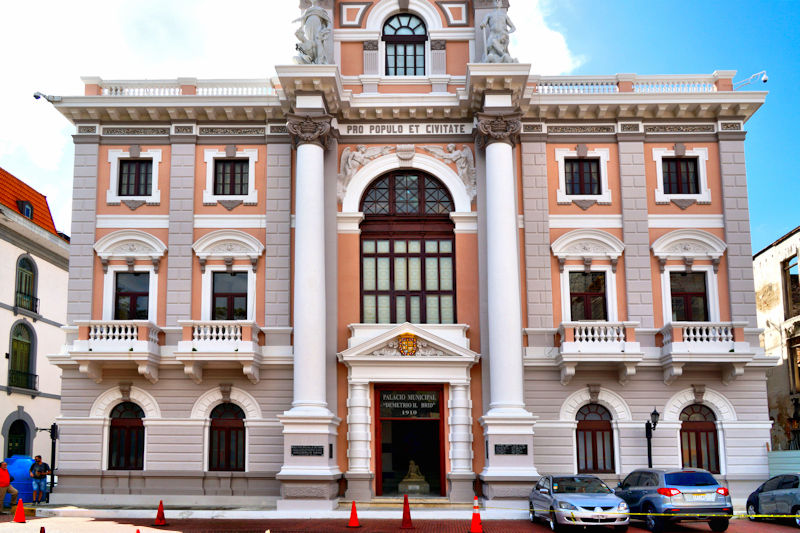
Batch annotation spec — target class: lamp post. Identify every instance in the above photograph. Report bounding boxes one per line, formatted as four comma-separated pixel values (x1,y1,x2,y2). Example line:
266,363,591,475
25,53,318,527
35,423,58,501
645,408,660,468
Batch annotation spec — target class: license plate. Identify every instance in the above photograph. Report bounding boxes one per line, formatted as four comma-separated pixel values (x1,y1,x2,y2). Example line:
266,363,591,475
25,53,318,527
685,493,715,502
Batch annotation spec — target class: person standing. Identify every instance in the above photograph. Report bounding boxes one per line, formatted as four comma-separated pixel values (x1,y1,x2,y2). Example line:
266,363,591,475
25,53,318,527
29,455,50,505
0,462,19,513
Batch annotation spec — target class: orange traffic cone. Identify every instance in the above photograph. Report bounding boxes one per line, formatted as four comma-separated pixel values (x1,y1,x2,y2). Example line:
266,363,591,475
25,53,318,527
152,499,169,526
347,500,361,528
469,496,483,533
400,494,414,529
40,527,45,533
12,498,25,523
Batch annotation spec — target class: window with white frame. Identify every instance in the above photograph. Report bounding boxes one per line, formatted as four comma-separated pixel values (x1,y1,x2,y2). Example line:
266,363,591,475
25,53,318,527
560,264,618,322
103,265,158,322
661,265,720,323
555,148,611,205
106,149,162,205
201,266,256,321
202,149,258,205
652,147,710,204
382,14,428,76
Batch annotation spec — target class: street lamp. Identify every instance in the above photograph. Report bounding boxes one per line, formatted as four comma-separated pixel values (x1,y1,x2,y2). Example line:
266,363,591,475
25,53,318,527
35,423,59,501
645,408,660,468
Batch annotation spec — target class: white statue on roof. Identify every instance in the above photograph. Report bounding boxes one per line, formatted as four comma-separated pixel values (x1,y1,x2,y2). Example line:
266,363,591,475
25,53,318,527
293,0,332,64
480,0,518,63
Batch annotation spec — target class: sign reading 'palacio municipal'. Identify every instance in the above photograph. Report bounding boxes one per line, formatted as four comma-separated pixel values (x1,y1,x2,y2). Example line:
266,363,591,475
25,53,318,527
341,123,474,136
379,390,440,419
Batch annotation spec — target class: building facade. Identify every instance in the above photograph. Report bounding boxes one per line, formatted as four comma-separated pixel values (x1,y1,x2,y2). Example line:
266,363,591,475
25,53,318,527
0,166,68,461
47,0,775,509
754,227,800,451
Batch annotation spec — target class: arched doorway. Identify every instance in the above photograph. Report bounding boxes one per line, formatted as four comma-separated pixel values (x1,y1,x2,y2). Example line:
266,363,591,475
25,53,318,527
7,420,28,457
360,170,455,325
680,404,719,473
576,404,614,473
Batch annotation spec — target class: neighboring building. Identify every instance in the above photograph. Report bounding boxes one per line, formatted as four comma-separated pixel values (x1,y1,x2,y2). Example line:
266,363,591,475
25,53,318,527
754,226,800,450
44,0,775,510
0,166,69,461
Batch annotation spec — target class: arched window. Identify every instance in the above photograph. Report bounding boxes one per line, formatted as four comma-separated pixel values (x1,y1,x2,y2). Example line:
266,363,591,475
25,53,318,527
15,257,37,312
9,323,36,390
680,404,719,473
382,14,427,76
209,403,245,471
108,402,145,470
360,171,455,324
7,420,28,457
576,404,614,473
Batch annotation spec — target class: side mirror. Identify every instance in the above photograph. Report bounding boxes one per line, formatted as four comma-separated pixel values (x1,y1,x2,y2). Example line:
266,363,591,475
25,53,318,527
539,488,550,495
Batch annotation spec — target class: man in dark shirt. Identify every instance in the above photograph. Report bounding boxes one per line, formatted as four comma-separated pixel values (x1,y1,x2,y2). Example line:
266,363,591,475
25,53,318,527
29,455,50,505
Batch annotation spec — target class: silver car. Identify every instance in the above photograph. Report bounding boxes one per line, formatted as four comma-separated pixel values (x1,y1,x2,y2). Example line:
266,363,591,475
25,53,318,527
746,473,800,526
529,474,630,532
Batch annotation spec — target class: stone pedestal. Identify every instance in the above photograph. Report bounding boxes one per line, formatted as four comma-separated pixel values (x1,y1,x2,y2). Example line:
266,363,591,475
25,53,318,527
399,478,430,495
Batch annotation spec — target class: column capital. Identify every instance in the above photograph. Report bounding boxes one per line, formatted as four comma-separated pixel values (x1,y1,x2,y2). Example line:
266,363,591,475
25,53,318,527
286,113,333,150
475,112,522,148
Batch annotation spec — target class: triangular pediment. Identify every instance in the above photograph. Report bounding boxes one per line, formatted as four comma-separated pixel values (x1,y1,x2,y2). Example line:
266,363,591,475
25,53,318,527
338,323,479,361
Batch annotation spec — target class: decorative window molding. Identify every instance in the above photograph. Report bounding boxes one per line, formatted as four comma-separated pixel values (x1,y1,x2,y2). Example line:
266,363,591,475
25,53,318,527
365,0,443,31
102,265,158,322
202,148,258,206
559,386,632,421
200,265,257,322
190,385,263,420
551,228,624,272
663,387,737,422
106,149,162,205
651,228,726,271
652,147,710,205
559,264,618,322
94,229,168,273
192,229,265,273
660,264,720,323
555,148,611,205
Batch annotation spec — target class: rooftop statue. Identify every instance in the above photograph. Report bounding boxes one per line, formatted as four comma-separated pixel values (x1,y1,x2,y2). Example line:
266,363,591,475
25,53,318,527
293,0,332,65
480,0,518,63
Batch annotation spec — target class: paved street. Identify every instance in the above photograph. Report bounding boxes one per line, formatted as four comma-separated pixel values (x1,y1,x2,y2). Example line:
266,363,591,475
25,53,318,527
1,515,800,532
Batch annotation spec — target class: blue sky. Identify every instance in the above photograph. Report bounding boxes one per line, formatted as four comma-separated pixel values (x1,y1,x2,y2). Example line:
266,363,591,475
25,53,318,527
541,0,800,252
0,0,796,252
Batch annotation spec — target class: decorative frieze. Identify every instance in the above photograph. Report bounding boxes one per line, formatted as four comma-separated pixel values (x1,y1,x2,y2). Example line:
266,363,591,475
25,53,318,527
269,124,288,134
644,124,715,134
619,123,640,133
370,339,445,357
522,123,543,133
363,40,379,51
173,125,195,134
548,125,615,134
286,114,333,149
198,127,266,136
720,121,742,131
431,40,447,51
422,145,476,200
77,125,97,134
103,127,169,136
475,113,521,147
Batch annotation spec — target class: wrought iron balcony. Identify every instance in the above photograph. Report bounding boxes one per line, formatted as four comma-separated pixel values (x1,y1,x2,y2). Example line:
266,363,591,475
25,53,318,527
15,292,39,313
8,370,38,391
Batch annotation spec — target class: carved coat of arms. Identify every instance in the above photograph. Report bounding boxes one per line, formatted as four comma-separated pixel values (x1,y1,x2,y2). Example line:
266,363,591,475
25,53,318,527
398,334,418,357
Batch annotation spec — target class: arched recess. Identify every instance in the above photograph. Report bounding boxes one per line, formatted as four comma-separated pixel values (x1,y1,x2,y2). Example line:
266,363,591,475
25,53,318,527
341,153,471,213
651,229,726,262
560,387,632,421
192,229,265,272
551,229,625,264
2,408,35,456
190,386,263,420
15,254,38,306
8,319,37,379
365,0,444,31
662,387,737,422
90,385,162,419
94,230,167,271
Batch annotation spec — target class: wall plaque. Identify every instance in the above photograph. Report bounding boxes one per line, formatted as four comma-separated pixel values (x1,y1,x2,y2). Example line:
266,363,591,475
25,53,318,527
495,444,528,455
291,445,324,457
379,390,440,419
340,123,473,136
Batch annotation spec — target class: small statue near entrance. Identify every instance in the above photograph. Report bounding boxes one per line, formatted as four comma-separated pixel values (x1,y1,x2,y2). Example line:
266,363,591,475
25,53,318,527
399,460,430,495
293,0,332,65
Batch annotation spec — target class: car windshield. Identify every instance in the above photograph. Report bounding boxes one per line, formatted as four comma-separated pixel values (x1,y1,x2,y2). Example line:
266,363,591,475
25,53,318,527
664,472,718,486
552,477,612,494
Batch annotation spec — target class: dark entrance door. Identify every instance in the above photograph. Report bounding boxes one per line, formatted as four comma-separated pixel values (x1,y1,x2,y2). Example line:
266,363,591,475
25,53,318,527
375,385,445,496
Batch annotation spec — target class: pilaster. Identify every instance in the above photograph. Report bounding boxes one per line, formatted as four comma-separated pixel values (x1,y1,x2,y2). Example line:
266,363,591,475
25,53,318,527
166,141,196,327
521,140,552,328
67,141,99,323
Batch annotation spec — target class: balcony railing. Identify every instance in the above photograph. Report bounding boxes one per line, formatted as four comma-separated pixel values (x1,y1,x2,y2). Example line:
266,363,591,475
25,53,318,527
74,320,162,352
8,370,38,391
92,78,275,97
178,321,261,352
15,292,39,313
659,322,741,347
533,74,723,95
557,321,639,353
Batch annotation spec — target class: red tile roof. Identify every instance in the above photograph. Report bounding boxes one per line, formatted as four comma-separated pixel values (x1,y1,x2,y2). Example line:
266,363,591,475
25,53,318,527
0,166,61,238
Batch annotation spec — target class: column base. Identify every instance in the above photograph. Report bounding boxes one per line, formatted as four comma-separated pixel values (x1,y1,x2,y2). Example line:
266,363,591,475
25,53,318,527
479,407,538,499
447,472,477,502
344,472,374,501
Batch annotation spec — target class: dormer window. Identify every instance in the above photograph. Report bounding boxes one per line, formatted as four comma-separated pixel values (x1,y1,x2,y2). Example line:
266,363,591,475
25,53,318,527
382,14,427,76
16,201,33,219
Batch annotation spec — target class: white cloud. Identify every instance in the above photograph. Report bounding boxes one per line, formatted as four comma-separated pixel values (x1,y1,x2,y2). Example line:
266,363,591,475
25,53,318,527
0,0,580,235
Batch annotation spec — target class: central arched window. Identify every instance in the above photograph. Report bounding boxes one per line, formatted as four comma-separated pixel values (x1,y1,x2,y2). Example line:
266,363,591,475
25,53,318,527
209,403,245,471
382,14,427,76
7,420,28,457
680,404,719,473
576,403,614,473
15,256,37,312
108,402,145,470
360,171,455,324
9,323,35,390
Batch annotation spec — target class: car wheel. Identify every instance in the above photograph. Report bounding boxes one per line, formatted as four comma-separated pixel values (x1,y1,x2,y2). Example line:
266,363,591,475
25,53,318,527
549,507,563,532
529,501,535,523
709,517,729,532
747,502,758,521
644,504,664,533
793,506,800,528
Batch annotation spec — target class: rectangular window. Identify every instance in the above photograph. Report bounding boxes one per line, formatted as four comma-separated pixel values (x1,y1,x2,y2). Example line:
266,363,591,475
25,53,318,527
213,159,249,196
569,272,607,321
118,160,153,197
114,272,150,320
783,255,800,319
565,159,601,195
212,272,248,320
662,158,699,195
670,272,708,321
790,339,800,394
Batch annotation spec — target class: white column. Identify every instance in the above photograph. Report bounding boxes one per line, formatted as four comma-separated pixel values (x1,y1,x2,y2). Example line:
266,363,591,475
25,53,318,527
448,383,473,473
292,141,330,414
346,382,372,473
484,140,525,413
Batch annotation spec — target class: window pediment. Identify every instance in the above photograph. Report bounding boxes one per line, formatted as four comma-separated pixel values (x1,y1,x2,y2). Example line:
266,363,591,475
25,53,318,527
94,230,167,272
551,229,624,266
651,229,726,261
339,323,477,360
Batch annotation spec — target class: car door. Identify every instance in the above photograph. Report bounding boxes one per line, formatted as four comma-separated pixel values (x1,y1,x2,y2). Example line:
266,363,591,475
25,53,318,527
617,472,643,512
531,477,550,518
639,472,660,509
759,475,784,514
775,475,799,515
